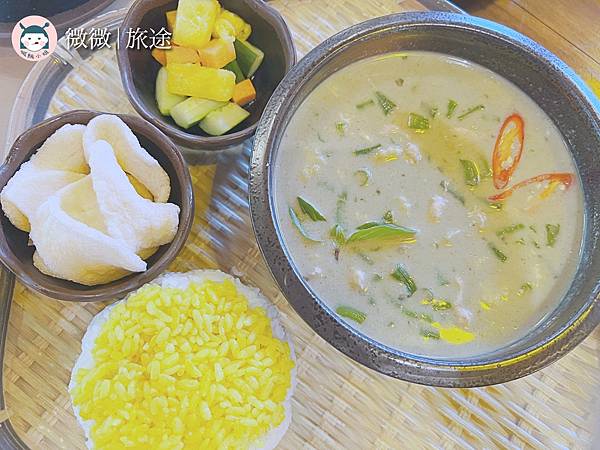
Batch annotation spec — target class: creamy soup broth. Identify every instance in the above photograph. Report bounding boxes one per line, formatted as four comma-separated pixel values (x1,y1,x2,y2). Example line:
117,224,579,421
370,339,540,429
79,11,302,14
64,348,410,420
274,51,583,358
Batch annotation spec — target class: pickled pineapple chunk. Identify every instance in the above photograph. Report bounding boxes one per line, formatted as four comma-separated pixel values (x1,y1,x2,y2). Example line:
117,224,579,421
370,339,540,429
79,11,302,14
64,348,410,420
166,63,235,101
71,278,294,449
173,0,220,49
197,39,235,68
217,9,252,41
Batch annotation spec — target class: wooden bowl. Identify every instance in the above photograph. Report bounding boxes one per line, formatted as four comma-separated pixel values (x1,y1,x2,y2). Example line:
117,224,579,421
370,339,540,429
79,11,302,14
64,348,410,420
117,0,296,150
0,110,194,302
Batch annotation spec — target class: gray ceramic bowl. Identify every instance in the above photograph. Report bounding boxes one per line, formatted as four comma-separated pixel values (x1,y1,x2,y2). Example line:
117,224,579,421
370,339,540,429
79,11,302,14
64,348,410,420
117,0,295,150
0,110,194,302
250,12,600,387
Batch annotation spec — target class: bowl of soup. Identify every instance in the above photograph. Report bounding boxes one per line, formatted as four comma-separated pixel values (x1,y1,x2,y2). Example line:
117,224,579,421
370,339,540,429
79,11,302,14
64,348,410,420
249,12,600,387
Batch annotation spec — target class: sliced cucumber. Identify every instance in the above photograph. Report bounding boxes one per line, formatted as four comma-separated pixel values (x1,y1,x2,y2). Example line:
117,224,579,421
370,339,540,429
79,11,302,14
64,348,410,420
199,102,250,136
156,67,186,115
170,98,227,129
233,39,264,78
224,60,245,83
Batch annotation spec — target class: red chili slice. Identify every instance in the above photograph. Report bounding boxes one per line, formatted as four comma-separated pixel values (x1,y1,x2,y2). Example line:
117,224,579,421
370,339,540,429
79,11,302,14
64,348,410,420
488,173,574,202
492,114,525,189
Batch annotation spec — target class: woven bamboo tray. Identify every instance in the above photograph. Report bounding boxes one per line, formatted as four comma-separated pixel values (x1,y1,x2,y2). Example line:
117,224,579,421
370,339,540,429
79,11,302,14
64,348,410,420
3,1,600,449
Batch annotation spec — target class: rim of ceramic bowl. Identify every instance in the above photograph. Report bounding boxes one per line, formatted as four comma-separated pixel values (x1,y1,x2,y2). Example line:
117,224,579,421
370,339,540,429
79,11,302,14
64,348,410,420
0,110,194,302
117,0,296,150
249,11,600,387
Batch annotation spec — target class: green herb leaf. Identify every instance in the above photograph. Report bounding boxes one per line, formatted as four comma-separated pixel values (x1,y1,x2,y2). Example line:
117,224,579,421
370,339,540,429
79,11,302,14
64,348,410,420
354,144,382,156
546,224,560,247
297,196,326,221
420,329,440,340
356,221,380,230
354,168,371,186
356,99,375,109
336,306,367,324
330,224,346,246
460,159,481,186
335,121,347,135
489,243,508,262
375,91,396,115
289,207,321,242
446,99,458,118
391,265,417,296
408,112,430,132
515,238,526,245
496,223,525,238
440,180,465,205
347,224,417,244
458,104,485,120
383,210,394,224
395,78,404,87
488,202,503,211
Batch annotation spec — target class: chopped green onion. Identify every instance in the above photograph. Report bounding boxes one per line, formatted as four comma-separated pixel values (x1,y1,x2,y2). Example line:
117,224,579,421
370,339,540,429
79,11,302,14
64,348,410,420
391,265,417,297
420,329,440,340
383,210,394,224
430,107,439,118
336,306,367,324
517,282,533,296
354,144,382,156
408,113,430,132
358,253,374,265
395,78,404,87
496,223,525,238
356,99,375,109
458,104,485,120
335,191,347,225
460,159,481,186
529,225,537,234
436,271,450,286
354,168,371,186
422,298,452,311
289,207,321,242
330,224,346,246
347,224,417,244
373,274,384,281
335,121,347,135
546,224,560,247
375,91,396,115
446,99,458,118
515,238,526,245
488,202,503,210
489,243,508,262
480,158,493,179
440,180,465,205
297,196,326,221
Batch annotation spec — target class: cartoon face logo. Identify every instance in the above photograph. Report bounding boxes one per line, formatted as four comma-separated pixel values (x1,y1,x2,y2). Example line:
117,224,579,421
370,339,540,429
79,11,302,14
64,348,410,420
12,16,57,61
20,23,50,52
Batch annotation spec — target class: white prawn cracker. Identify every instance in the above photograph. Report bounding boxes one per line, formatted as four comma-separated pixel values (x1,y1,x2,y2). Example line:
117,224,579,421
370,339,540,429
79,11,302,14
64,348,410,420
69,270,296,449
83,114,171,202
86,140,180,254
